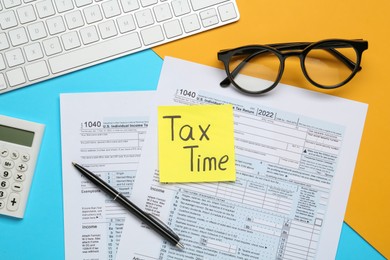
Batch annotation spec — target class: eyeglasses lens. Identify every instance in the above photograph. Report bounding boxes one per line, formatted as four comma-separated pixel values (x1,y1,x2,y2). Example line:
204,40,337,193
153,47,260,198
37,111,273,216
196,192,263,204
304,43,358,88
228,49,280,93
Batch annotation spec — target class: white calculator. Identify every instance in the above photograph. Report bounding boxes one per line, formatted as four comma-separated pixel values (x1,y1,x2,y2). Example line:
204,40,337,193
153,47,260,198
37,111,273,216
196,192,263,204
0,115,44,218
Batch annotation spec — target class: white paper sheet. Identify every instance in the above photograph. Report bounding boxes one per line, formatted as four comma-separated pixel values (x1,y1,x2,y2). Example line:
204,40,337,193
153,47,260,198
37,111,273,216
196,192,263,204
116,57,368,260
60,91,154,260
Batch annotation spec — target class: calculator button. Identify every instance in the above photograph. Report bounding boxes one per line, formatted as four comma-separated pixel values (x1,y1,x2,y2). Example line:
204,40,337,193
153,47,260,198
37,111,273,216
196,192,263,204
0,200,5,209
0,180,9,189
14,172,25,182
7,193,20,211
1,170,12,179
21,153,30,162
16,163,28,172
11,183,23,192
2,159,14,169
10,151,19,160
0,148,8,157
0,190,7,199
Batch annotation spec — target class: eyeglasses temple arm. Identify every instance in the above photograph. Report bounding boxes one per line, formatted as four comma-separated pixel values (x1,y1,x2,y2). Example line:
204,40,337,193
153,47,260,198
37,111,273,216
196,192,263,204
322,48,360,71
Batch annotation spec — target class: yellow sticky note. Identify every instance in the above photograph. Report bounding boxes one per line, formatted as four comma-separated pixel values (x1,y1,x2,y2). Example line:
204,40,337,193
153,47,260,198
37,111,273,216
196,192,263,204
158,104,236,183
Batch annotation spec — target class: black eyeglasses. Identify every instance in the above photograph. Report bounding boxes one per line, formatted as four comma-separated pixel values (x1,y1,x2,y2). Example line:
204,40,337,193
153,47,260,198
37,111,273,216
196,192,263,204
218,39,368,95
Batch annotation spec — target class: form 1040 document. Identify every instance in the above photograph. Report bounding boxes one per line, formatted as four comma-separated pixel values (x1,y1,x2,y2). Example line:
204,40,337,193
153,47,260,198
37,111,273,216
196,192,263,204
116,57,368,260
60,91,153,260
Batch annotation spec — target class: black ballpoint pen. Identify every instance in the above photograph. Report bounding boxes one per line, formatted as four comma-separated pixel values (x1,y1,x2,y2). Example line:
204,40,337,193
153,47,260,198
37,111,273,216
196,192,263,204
72,162,184,249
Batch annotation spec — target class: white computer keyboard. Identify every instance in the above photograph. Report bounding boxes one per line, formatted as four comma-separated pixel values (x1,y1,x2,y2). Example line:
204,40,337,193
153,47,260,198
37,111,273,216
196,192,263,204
0,0,239,94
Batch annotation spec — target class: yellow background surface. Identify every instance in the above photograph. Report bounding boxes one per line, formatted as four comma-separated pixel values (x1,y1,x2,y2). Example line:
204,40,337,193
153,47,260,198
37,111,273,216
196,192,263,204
153,0,390,257
158,105,236,183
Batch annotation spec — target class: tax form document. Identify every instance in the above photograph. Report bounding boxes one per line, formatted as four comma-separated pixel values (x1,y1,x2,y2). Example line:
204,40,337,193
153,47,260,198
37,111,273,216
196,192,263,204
60,91,153,260
116,57,368,260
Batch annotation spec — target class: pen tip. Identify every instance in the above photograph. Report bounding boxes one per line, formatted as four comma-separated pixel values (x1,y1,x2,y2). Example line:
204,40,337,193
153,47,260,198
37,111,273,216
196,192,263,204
72,162,76,166
176,241,184,250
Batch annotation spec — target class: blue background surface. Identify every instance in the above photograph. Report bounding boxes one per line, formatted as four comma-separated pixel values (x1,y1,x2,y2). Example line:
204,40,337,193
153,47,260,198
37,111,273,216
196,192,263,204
0,50,385,259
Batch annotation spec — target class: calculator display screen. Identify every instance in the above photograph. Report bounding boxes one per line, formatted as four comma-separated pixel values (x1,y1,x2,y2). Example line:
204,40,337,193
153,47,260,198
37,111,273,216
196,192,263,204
0,124,35,147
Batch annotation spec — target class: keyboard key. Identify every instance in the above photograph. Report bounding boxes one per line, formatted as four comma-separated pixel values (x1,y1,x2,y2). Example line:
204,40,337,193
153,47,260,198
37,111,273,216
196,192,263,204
6,68,26,86
5,48,25,67
43,37,62,56
153,3,172,22
200,8,219,27
75,0,92,7
27,21,48,40
0,74,6,90
46,16,66,35
48,32,142,73
54,0,74,13
24,42,44,61
25,60,49,80
200,8,217,19
17,5,37,24
35,0,56,18
163,19,182,39
0,11,18,30
102,0,121,18
140,25,164,45
80,26,100,44
0,33,10,51
65,10,84,29
9,27,29,46
3,0,22,9
217,2,237,21
181,13,200,33
140,0,157,7
120,0,139,12
190,0,227,11
171,0,190,16
98,20,118,39
61,31,81,50
84,5,103,24
135,9,154,28
201,15,218,27
116,14,136,33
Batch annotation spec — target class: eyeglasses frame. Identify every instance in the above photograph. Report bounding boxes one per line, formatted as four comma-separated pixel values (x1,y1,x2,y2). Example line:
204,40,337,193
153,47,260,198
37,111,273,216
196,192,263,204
217,39,368,95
